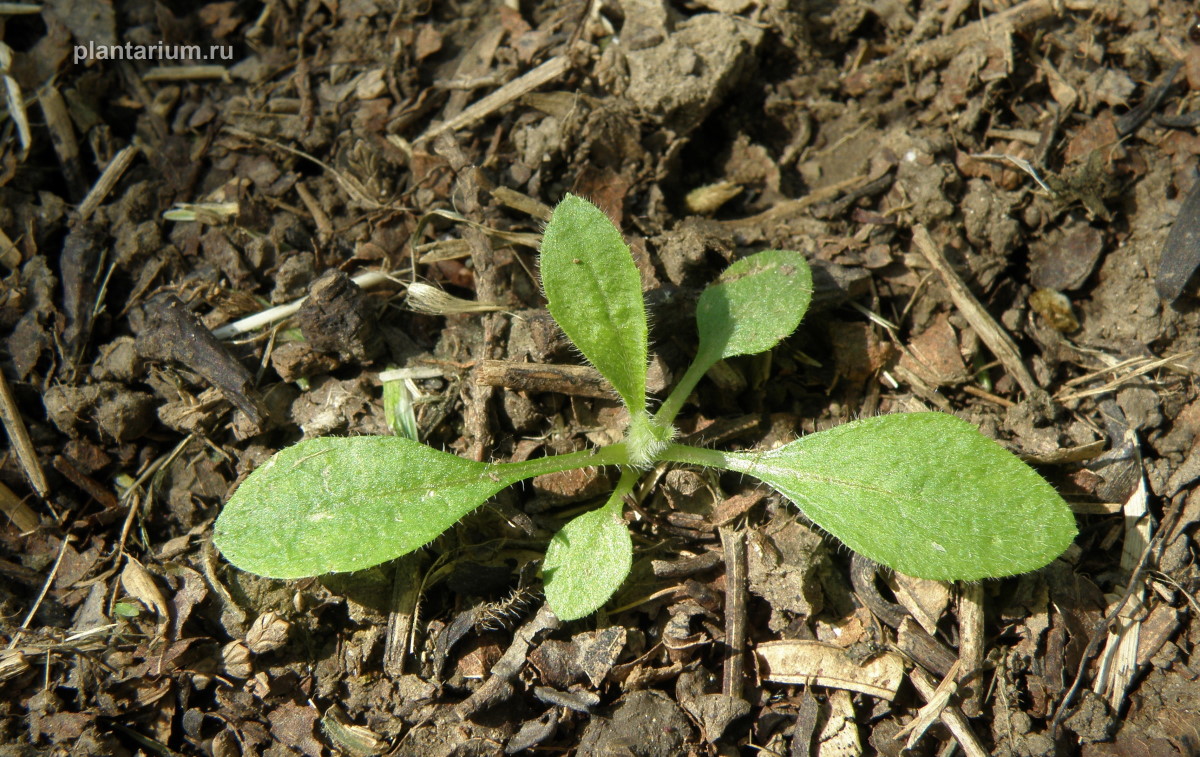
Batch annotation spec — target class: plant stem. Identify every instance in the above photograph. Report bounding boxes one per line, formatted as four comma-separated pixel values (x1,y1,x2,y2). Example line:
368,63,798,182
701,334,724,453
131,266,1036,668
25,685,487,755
491,443,632,484
658,443,739,472
604,468,640,516
654,357,713,427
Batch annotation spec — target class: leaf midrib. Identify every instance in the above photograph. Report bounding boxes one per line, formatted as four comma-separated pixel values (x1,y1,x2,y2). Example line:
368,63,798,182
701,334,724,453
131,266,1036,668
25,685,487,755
568,258,644,408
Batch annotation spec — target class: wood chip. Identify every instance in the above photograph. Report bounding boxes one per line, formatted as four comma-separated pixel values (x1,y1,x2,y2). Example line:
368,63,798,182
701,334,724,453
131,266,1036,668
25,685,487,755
0,480,38,532
137,295,268,430
37,85,86,200
474,357,669,399
817,689,862,755
957,583,985,717
474,360,618,399
1157,173,1200,302
756,640,904,700
892,573,951,636
896,617,957,679
0,367,48,497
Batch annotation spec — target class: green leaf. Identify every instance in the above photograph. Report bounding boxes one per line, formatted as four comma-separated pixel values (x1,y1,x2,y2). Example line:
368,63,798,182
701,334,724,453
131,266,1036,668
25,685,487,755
544,506,633,621
658,249,812,425
214,436,509,578
541,194,648,417
216,438,635,580
696,249,813,365
383,377,419,440
663,413,1077,581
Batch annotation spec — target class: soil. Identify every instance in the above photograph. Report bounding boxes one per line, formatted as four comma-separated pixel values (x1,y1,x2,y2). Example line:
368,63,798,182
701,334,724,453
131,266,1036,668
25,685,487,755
2,0,1200,755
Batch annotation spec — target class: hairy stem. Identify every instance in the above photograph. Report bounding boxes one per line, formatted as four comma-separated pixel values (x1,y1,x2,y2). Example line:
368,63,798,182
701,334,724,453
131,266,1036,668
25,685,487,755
604,468,640,516
654,357,714,428
490,443,632,484
658,443,740,472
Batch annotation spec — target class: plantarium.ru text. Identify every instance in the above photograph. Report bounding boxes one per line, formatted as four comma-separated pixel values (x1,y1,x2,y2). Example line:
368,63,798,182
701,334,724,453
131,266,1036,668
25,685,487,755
214,194,1078,621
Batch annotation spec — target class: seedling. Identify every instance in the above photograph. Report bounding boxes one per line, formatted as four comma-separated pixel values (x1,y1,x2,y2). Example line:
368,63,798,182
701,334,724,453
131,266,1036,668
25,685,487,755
214,195,1077,621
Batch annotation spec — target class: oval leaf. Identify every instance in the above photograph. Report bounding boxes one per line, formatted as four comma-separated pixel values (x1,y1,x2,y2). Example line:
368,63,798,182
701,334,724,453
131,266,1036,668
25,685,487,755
544,507,633,621
719,413,1076,580
541,194,647,416
695,249,812,366
214,436,511,579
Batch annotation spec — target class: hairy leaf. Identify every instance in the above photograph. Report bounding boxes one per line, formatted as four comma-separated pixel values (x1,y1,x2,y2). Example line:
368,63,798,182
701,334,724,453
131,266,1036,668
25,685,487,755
658,249,812,424
544,506,632,621
541,194,648,417
696,249,813,366
214,437,506,578
216,438,634,579
663,413,1076,580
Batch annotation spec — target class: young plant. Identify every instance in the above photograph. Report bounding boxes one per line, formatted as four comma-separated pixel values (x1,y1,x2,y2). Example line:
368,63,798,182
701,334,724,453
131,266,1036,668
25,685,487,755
214,195,1077,621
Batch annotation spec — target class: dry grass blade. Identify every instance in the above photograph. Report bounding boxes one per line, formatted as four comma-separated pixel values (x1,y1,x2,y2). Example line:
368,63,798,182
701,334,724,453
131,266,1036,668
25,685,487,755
908,667,988,757
211,271,393,339
9,535,73,649
1055,349,1197,402
896,661,962,748
405,282,504,315
967,152,1053,192
1092,438,1151,710
1,624,116,683
0,42,31,156
417,55,571,145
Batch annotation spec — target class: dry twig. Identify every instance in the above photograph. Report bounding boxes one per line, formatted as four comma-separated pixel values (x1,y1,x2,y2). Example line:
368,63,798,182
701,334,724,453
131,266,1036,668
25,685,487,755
418,56,572,146
908,666,988,757
0,368,48,497
912,225,1043,399
718,526,747,700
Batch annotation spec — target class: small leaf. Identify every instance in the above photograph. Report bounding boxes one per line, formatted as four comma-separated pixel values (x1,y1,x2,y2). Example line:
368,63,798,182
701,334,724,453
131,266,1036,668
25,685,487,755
541,194,648,417
214,436,512,578
657,249,812,425
680,413,1077,580
544,507,633,621
695,249,813,366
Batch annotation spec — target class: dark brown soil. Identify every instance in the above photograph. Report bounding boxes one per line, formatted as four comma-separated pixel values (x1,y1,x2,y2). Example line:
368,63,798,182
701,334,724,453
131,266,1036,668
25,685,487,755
2,0,1199,755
